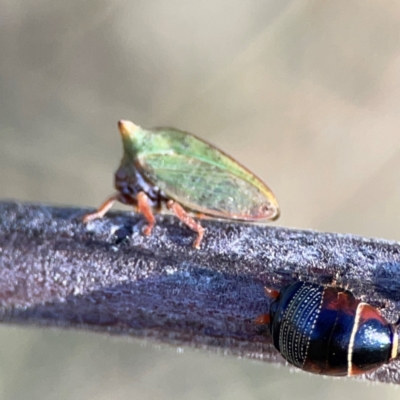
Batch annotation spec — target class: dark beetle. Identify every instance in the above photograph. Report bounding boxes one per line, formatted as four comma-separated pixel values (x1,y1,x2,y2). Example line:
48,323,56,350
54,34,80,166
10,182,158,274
257,282,399,376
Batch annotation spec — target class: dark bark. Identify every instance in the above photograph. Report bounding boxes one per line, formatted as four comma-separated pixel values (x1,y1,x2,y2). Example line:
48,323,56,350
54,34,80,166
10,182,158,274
0,200,399,384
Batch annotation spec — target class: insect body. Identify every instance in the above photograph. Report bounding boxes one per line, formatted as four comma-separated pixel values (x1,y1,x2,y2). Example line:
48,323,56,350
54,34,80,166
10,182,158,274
83,120,280,248
258,282,399,376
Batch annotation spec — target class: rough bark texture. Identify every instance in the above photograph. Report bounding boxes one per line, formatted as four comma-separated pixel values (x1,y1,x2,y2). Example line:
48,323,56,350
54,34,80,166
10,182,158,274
0,200,399,384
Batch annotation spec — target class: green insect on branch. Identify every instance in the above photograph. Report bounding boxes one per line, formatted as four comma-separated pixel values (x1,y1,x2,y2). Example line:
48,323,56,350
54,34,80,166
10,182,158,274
85,120,280,249
0,201,400,384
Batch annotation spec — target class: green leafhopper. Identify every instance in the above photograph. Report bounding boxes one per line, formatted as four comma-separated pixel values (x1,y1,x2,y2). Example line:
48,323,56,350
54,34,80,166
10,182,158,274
83,120,280,248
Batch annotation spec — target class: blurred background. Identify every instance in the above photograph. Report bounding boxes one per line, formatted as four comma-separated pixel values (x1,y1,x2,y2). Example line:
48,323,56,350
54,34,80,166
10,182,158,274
1,0,400,399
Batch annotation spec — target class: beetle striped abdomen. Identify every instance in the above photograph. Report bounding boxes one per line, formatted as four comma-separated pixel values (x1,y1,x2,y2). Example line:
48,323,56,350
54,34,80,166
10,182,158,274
268,282,398,376
277,283,324,368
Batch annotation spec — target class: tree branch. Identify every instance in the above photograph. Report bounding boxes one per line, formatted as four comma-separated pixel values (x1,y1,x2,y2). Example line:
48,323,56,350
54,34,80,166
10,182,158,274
0,200,399,384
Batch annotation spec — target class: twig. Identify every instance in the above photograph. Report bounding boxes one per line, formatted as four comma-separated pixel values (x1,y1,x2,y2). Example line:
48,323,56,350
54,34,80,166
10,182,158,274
0,200,399,384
